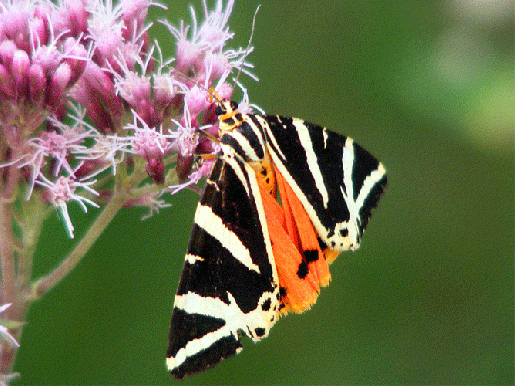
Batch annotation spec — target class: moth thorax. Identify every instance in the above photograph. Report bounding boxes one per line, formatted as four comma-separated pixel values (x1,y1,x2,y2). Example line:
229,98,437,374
249,155,276,197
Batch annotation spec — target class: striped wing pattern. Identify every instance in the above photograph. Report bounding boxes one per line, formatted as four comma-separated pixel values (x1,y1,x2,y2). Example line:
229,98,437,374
222,113,387,251
166,153,280,379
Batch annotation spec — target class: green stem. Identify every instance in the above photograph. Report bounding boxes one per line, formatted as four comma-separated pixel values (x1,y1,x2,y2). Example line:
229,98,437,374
0,147,21,307
18,194,51,288
0,148,23,377
0,201,15,307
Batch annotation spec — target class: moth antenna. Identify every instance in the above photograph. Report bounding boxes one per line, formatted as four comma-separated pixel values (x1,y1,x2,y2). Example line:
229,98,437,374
208,87,222,103
234,5,261,85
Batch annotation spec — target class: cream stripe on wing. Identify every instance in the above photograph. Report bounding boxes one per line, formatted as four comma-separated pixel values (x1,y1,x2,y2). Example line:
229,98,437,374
355,163,386,213
194,204,261,274
292,119,330,208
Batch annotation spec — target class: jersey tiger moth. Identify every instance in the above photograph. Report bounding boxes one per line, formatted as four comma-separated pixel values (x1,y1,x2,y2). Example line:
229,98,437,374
166,90,387,379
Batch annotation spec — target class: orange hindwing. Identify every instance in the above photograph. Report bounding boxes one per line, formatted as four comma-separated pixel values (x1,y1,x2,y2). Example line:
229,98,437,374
258,165,334,315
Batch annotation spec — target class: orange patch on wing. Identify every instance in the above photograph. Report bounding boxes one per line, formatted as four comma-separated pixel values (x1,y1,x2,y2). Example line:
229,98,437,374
259,184,319,315
257,165,332,315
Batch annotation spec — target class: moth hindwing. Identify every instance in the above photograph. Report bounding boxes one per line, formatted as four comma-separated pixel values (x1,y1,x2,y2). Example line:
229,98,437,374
167,92,387,378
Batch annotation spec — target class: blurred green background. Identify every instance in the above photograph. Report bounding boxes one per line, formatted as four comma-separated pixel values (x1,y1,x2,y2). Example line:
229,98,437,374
12,0,513,384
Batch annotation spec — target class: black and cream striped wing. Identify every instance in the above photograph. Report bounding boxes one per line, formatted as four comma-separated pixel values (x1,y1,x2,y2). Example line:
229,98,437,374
254,115,387,252
166,153,280,379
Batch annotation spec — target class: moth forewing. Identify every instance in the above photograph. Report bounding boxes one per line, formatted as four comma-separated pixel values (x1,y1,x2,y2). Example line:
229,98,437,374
166,154,280,379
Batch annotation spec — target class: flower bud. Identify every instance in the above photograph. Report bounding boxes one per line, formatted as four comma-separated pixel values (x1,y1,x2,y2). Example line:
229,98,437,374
11,49,30,98
66,1,88,37
29,63,47,106
30,13,49,46
175,153,194,182
47,62,71,108
146,157,165,184
0,40,16,66
63,38,88,85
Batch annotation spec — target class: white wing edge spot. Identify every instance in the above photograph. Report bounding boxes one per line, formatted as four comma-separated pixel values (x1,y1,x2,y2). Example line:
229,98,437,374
323,127,329,149
185,254,203,264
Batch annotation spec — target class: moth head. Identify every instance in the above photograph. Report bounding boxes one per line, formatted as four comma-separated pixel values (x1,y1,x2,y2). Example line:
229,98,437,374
208,87,244,136
214,100,238,117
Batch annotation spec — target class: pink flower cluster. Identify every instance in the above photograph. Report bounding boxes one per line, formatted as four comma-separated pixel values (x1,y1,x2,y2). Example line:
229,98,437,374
0,0,255,237
0,0,88,137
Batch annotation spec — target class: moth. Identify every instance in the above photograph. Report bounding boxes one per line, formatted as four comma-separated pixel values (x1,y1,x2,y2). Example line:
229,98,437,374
166,90,387,379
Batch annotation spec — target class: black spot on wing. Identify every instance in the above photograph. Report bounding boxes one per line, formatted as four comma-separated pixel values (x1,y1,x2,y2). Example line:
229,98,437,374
261,298,271,312
167,309,226,359
297,261,309,279
170,334,242,379
303,249,319,264
224,117,236,126
278,286,287,311
218,291,230,305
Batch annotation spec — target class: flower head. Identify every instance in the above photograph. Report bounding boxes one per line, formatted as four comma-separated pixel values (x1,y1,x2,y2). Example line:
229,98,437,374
162,0,254,84
37,174,99,238
1,0,259,235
